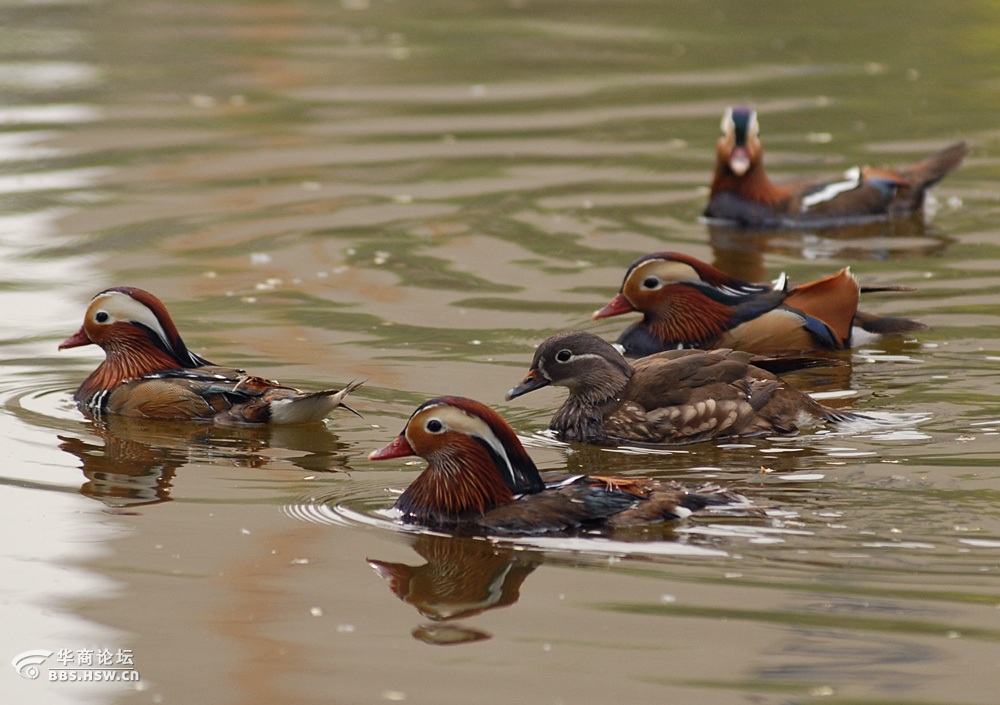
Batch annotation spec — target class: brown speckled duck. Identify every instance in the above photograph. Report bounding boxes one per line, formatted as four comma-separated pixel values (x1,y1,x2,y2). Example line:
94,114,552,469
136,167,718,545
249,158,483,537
369,395,749,534
60,286,362,424
705,106,968,228
506,331,856,445
593,251,925,357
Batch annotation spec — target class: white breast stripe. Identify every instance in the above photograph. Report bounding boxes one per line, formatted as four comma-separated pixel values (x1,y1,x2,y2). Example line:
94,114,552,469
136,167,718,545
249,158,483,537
86,389,109,418
800,167,862,210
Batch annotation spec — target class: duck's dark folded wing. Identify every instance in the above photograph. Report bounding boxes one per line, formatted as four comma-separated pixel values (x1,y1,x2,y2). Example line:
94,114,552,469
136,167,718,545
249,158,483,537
605,481,756,526
627,349,761,408
611,347,853,443
478,482,638,535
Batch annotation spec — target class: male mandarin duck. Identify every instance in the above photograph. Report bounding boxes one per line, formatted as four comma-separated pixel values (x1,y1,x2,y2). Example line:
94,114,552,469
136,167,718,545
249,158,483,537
59,286,362,424
369,395,749,534
593,251,926,357
705,106,968,228
506,331,856,446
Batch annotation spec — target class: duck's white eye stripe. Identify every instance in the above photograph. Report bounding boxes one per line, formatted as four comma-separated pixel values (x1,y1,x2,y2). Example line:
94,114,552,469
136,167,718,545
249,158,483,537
423,404,519,487
93,291,173,350
644,261,701,285
721,108,734,133
564,353,604,363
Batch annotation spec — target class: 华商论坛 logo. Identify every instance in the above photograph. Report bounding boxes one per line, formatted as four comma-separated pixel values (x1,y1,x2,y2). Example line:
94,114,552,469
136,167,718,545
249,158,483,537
11,650,53,680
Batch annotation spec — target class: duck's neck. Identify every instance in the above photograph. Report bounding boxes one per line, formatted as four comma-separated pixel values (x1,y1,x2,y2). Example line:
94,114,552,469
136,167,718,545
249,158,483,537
551,367,631,443
395,446,519,528
711,164,790,206
75,339,183,403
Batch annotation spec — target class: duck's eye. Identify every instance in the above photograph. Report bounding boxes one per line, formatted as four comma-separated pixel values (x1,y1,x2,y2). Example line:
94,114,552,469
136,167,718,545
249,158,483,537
425,419,444,433
95,311,110,323
556,349,572,363
642,277,659,289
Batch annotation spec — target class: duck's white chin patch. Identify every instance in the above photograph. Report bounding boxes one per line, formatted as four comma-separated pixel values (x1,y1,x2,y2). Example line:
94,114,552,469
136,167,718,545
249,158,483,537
729,155,750,175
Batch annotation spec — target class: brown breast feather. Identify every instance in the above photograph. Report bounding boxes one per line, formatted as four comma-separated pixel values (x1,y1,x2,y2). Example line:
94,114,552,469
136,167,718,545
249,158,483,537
106,378,220,420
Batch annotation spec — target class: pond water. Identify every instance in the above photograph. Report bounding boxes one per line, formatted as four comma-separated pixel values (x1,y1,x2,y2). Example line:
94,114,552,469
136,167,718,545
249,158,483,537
2,1,1000,703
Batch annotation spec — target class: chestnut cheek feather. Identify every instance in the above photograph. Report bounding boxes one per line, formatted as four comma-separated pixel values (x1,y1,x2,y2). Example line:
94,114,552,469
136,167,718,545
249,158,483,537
369,434,415,461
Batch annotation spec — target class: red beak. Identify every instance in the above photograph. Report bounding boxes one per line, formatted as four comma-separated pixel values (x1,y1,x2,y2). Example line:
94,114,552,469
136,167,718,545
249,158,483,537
592,293,636,320
369,434,415,461
59,326,91,350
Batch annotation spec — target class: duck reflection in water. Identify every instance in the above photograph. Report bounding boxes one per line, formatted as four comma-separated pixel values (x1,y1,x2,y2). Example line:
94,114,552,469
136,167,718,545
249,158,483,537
707,215,952,285
369,533,542,645
59,416,353,510
59,428,182,509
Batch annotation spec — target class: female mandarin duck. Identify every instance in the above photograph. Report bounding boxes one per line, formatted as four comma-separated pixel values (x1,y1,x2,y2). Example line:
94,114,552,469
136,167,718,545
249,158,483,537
705,106,968,228
593,251,925,357
506,331,856,446
59,286,362,424
369,395,748,534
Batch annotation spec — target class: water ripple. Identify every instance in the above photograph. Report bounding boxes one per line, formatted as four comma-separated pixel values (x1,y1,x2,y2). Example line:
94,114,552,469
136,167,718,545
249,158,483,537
283,487,733,558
